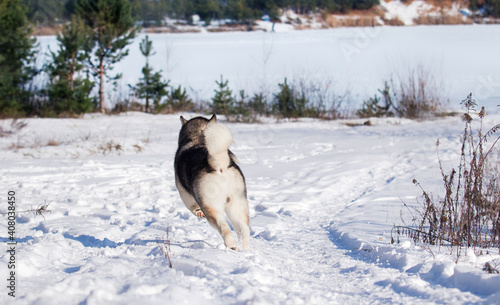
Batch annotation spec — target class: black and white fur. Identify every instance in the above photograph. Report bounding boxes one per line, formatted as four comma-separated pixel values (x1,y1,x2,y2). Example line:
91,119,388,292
174,114,250,250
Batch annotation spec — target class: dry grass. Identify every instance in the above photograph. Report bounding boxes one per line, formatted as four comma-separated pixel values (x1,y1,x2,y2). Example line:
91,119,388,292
7,137,62,152
0,201,51,219
413,14,472,25
132,144,142,153
207,24,255,32
0,119,28,137
32,25,61,36
143,26,202,34
46,139,60,147
383,16,406,26
324,15,381,27
96,140,122,155
390,64,446,118
394,94,500,258
156,228,173,268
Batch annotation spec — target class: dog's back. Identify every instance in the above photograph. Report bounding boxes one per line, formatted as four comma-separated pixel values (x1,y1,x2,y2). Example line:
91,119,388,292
174,115,250,250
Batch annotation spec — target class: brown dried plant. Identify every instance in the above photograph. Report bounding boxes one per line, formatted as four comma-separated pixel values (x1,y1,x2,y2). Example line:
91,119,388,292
393,94,500,257
156,228,173,268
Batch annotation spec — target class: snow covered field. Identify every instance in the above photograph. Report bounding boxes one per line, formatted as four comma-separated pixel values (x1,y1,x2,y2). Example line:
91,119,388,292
2,24,500,304
1,110,500,304
35,25,500,110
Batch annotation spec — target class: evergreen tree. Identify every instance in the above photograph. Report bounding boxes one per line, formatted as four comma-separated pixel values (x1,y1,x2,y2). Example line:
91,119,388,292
169,0,195,20
131,35,169,113
211,75,235,121
233,89,251,121
248,92,269,116
273,78,307,118
77,0,138,113
24,0,67,26
266,1,281,22
0,0,37,116
46,14,94,115
227,0,256,23
194,0,222,23
129,0,170,27
167,85,194,112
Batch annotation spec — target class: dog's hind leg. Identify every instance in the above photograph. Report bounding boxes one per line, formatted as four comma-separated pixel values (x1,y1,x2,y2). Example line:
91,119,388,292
202,205,238,250
195,173,238,250
226,195,250,250
176,182,205,218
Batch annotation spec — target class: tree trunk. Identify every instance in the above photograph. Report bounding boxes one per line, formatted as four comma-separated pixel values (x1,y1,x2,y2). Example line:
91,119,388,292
70,52,75,91
99,61,105,114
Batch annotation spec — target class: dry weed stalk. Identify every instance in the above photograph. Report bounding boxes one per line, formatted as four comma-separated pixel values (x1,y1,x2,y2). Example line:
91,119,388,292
394,93,500,256
391,65,445,118
483,261,500,274
156,228,173,268
0,119,28,137
0,201,51,219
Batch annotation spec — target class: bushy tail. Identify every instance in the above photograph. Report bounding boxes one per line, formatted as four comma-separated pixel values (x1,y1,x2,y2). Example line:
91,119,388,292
203,121,233,157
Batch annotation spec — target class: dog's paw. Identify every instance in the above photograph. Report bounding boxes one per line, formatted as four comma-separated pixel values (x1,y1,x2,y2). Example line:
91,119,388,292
224,240,238,251
194,208,205,219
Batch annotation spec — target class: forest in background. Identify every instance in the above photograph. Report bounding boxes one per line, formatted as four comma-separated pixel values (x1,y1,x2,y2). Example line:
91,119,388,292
24,0,378,27
23,0,500,28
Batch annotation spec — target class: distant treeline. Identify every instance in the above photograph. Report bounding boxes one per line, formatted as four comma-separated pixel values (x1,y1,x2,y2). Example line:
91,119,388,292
24,0,381,26
23,0,378,26
23,0,500,27
23,0,500,28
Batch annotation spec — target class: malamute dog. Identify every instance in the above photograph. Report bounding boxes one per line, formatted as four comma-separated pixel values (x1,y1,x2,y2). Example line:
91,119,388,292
174,114,250,250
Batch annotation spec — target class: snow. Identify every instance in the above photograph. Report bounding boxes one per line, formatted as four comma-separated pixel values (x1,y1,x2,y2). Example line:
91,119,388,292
381,0,435,25
380,0,465,25
1,109,500,304
34,25,500,111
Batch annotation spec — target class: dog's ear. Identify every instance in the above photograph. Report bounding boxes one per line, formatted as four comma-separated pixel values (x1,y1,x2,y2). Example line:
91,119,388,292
209,114,217,123
180,116,187,125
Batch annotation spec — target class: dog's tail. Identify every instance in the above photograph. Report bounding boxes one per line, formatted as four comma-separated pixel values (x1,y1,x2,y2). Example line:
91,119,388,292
203,121,233,169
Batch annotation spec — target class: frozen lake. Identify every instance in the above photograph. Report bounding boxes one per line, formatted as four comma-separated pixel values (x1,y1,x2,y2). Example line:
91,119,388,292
36,25,500,110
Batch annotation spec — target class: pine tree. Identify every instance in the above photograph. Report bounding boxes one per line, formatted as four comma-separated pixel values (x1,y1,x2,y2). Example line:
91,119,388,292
167,85,193,112
46,14,94,115
211,75,235,121
77,0,138,113
0,0,37,116
227,0,255,23
25,0,67,27
274,78,307,118
131,35,169,113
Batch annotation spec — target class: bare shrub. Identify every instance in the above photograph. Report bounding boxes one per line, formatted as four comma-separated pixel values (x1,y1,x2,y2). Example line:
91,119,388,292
96,140,122,155
0,119,28,137
483,261,500,274
363,64,446,119
393,64,446,118
295,78,352,119
393,94,500,256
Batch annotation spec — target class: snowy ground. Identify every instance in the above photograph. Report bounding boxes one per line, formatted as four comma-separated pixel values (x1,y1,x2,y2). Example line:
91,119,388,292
1,110,499,304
